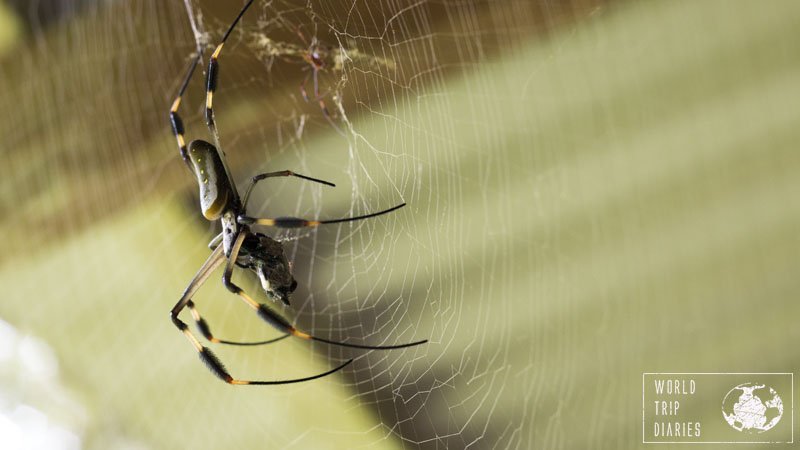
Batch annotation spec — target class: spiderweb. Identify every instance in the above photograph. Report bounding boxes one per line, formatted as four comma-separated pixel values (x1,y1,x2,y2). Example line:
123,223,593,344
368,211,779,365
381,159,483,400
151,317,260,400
2,0,800,449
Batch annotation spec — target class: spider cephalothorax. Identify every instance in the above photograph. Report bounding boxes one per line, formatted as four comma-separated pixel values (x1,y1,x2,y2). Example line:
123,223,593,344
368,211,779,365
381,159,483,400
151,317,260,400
167,0,426,386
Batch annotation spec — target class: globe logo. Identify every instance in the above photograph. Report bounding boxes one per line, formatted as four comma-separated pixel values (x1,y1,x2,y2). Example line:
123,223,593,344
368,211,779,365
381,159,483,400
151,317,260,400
721,383,783,433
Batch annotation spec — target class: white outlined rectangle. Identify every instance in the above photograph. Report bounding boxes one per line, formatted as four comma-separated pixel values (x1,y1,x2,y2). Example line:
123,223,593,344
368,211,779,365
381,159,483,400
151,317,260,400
642,372,793,444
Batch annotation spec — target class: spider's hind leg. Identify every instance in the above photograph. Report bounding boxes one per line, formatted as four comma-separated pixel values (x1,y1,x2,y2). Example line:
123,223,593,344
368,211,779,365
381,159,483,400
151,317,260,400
186,300,290,346
171,238,351,385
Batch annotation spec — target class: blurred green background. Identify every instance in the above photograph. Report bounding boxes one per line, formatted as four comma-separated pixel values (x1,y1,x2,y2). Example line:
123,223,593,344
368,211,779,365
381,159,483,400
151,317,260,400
1,0,799,448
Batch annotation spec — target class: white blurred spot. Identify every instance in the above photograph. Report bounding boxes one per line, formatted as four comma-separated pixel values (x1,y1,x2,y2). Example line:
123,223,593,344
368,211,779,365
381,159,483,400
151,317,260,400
0,318,83,450
19,336,59,381
0,404,81,450
0,318,17,362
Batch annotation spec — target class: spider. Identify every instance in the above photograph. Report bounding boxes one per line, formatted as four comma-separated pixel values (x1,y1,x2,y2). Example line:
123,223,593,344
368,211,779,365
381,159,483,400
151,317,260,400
297,33,342,133
257,21,343,133
168,0,426,386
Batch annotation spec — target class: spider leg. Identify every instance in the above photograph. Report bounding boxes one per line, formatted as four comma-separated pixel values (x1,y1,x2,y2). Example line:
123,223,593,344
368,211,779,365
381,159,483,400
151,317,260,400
241,170,335,214
201,348,353,386
299,66,344,135
204,0,256,139
316,95,344,136
246,295,428,350
169,246,227,374
171,245,225,331
237,203,406,229
299,68,325,104
222,229,427,351
186,300,290,346
313,65,321,100
172,239,353,385
169,51,202,168
300,71,312,103
208,232,223,250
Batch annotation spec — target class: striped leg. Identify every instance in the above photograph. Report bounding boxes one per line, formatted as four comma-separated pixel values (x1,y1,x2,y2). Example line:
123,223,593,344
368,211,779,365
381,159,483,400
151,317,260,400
237,203,407,229
204,0,256,138
169,51,202,167
186,299,290,346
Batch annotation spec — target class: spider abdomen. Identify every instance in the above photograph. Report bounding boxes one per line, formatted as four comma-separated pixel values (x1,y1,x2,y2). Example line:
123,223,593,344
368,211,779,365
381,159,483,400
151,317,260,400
187,139,235,220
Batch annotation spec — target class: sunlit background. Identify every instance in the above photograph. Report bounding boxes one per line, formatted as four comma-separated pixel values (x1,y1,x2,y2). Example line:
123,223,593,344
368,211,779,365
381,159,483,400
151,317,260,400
1,0,799,448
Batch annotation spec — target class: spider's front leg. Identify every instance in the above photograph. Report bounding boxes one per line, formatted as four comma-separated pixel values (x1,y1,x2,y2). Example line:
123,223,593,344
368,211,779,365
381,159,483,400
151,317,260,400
203,0,255,140
169,51,202,167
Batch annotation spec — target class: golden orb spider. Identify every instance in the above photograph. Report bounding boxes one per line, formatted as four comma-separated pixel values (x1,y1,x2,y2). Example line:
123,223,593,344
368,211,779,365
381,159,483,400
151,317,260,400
168,0,426,386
